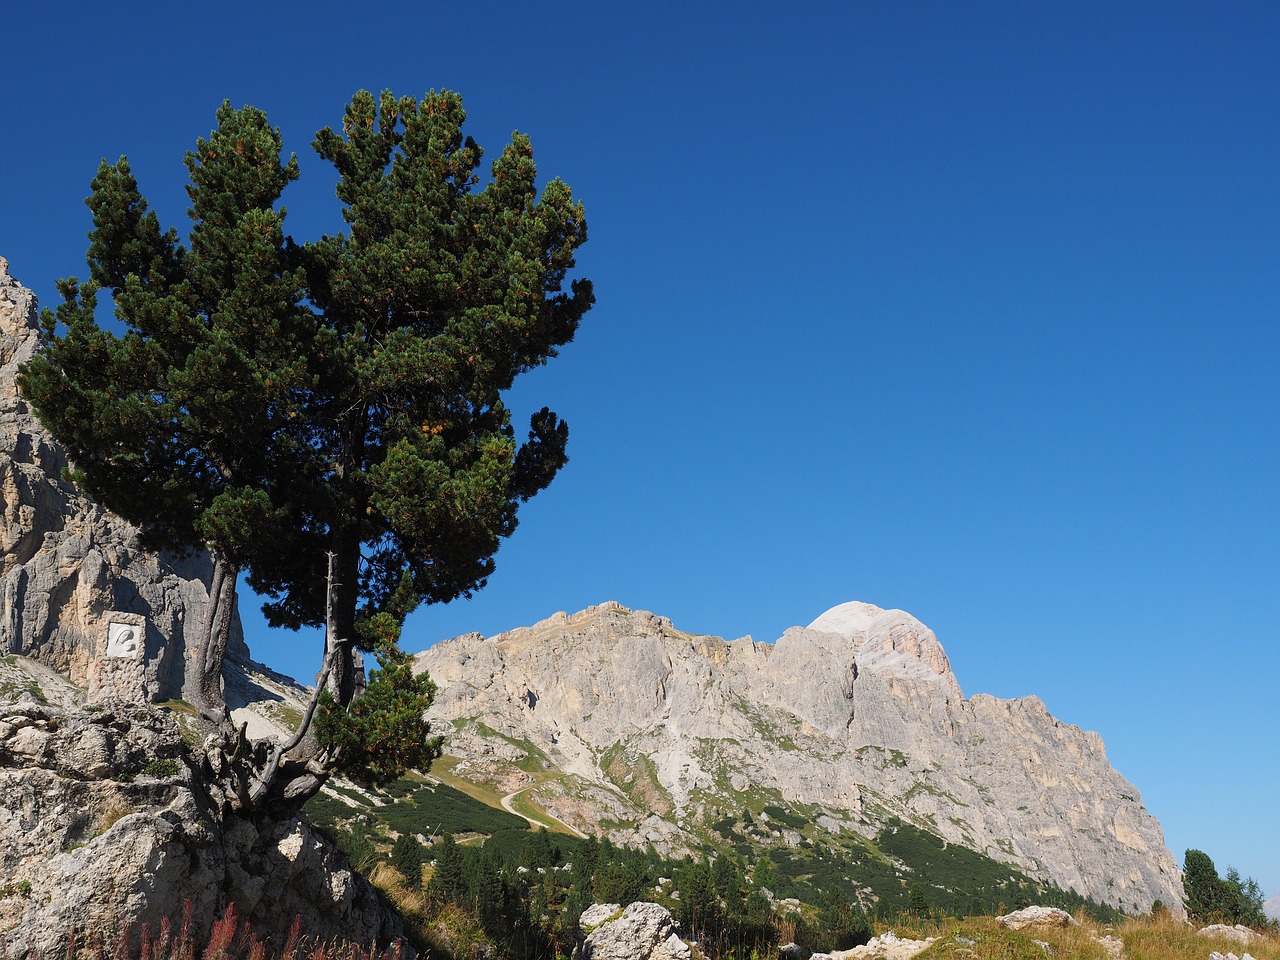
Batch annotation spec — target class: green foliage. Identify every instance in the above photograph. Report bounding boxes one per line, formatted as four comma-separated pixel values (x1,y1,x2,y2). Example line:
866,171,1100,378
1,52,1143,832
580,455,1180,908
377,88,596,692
314,646,442,784
762,804,809,831
1184,849,1267,927
908,883,928,917
391,833,424,890
427,834,466,904
304,768,1134,959
304,774,526,845
820,886,873,951
21,89,593,738
18,103,314,570
142,759,181,778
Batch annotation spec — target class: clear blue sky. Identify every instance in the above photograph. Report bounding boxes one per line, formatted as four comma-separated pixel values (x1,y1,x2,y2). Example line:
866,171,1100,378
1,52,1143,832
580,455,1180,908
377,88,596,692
3,1,1276,898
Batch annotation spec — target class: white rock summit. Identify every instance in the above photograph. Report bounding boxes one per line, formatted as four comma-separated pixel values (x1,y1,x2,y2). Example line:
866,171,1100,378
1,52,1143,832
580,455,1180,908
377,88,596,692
416,599,1182,913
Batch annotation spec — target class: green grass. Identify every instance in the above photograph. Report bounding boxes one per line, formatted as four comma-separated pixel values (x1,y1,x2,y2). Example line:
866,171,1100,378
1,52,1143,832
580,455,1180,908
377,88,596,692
454,718,551,773
303,767,528,858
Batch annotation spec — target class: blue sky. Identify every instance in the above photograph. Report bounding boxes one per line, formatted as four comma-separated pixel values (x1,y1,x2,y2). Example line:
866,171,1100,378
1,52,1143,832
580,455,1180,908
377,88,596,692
2,1,1276,898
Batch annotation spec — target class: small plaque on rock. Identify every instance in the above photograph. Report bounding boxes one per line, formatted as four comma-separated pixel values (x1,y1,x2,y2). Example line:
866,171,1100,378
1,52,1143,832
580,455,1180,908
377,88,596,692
106,621,143,659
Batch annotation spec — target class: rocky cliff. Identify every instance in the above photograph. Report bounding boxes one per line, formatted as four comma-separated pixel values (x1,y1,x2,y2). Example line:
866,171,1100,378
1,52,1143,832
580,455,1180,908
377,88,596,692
0,257,242,703
0,667,403,955
0,259,403,952
415,600,1182,913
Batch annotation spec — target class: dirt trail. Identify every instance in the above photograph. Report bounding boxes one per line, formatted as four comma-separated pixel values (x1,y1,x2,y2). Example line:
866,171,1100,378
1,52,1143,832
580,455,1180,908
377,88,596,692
500,784,587,838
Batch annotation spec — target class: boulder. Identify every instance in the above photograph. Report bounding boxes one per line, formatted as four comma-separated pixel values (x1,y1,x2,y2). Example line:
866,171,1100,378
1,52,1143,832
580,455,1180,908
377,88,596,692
1199,924,1261,945
573,902,691,960
996,906,1077,930
811,930,936,960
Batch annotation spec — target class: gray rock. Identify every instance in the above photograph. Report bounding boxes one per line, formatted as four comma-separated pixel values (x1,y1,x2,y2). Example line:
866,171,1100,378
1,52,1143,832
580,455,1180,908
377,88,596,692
996,906,1076,930
416,601,1183,913
572,901,691,960
818,930,936,959
0,258,244,704
422,601,1187,916
0,696,404,954
1198,924,1261,945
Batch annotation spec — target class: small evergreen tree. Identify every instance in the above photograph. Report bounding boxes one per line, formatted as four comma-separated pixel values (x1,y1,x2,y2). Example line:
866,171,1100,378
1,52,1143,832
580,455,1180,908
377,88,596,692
908,883,929,917
390,833,423,889
750,853,777,894
429,834,466,903
1184,849,1266,926
1185,849,1227,922
819,887,871,951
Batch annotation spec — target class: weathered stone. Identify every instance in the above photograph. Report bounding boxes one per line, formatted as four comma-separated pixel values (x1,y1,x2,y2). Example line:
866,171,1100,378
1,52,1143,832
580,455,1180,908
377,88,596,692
1094,933,1124,959
572,901,691,960
1199,924,1261,945
813,930,936,960
996,906,1077,930
417,601,1183,913
0,258,245,704
0,692,406,955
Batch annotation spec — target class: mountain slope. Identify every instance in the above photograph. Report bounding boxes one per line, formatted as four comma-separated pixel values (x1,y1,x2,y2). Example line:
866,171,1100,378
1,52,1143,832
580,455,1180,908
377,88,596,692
414,600,1181,913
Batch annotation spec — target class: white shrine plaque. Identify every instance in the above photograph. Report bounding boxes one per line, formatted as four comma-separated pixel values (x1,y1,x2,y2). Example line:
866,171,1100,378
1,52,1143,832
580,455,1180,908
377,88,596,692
106,621,143,659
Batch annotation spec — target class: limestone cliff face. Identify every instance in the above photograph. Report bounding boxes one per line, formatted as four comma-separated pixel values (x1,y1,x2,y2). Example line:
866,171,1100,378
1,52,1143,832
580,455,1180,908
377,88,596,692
0,258,243,701
416,600,1182,913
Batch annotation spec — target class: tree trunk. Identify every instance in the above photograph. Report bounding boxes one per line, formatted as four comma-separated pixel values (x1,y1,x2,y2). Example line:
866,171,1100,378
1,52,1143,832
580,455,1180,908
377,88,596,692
323,543,361,706
196,551,238,723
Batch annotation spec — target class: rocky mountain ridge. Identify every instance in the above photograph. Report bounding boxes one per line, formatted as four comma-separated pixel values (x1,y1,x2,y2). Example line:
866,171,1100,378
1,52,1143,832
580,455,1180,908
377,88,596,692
415,599,1182,914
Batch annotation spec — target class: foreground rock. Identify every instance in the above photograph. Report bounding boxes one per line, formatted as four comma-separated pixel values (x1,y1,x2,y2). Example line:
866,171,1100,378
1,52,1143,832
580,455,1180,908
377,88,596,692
417,600,1182,912
1199,924,1262,945
0,693,405,955
810,931,936,959
996,906,1076,931
572,902,691,960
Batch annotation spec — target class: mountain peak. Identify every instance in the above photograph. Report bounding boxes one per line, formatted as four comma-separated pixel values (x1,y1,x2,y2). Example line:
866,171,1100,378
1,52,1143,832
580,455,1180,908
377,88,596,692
417,599,1181,913
807,600,959,691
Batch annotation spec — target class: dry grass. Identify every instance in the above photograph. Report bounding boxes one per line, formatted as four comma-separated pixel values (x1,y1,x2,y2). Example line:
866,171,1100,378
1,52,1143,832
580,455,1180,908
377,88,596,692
894,911,1280,960
97,802,132,835
1119,912,1280,960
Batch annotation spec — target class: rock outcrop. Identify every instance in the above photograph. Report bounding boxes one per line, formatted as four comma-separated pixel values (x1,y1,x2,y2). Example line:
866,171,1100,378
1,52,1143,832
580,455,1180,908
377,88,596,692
995,906,1076,931
416,600,1183,913
810,931,936,960
0,688,404,955
1199,924,1262,946
0,258,242,703
572,902,691,960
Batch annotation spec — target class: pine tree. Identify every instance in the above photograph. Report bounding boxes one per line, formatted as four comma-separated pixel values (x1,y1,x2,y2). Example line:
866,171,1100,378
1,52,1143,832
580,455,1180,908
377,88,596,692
20,90,592,808
429,834,466,903
19,104,316,721
391,833,423,889
1184,849,1226,922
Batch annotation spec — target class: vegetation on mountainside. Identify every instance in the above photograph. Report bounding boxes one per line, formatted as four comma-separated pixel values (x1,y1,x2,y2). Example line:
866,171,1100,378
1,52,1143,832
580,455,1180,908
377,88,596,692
301,771,1131,959
16,908,1280,960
